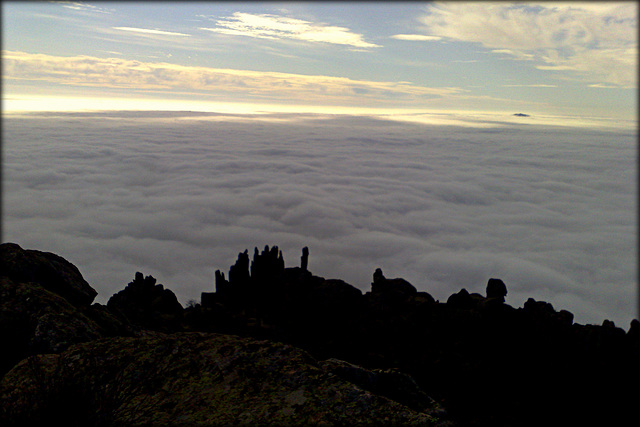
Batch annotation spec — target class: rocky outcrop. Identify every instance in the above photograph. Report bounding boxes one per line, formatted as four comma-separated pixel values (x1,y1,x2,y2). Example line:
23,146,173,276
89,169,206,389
2,243,639,427
0,243,97,307
107,272,183,332
195,246,640,427
371,268,418,298
0,333,450,426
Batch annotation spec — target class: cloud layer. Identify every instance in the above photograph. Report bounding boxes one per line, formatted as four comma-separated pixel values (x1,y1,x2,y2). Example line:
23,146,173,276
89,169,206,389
3,112,636,328
420,2,637,87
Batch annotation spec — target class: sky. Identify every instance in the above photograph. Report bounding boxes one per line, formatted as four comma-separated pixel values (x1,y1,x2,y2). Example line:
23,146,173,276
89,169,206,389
1,2,638,328
2,1,637,122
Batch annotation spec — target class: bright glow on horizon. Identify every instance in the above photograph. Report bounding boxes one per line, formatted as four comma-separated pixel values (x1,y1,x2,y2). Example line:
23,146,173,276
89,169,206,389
3,94,634,131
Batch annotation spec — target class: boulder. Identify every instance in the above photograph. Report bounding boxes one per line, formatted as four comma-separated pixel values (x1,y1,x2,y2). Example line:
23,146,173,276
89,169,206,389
310,279,363,310
523,298,555,316
486,278,507,302
446,288,473,309
0,243,97,307
371,268,417,298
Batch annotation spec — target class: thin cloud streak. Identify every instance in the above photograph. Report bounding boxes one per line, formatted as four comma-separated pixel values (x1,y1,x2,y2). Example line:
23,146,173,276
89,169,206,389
58,1,114,14
112,27,191,37
502,84,558,88
391,34,442,41
200,12,381,49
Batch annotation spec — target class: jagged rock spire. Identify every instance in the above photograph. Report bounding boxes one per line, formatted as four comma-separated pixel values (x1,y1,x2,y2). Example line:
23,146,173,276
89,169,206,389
301,247,309,271
229,249,250,287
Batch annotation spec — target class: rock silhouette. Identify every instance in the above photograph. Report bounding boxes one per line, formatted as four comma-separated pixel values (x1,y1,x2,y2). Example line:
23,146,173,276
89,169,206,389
193,246,640,427
485,277,507,301
107,272,183,331
2,243,639,427
0,243,97,307
301,246,309,271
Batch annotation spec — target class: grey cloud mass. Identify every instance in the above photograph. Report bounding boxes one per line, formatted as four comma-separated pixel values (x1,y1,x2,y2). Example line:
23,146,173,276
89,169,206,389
3,112,636,328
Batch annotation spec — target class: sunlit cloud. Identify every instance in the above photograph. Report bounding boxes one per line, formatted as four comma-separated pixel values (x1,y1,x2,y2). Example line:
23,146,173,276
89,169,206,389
2,51,462,104
200,12,381,49
420,2,637,87
112,27,191,37
391,34,442,41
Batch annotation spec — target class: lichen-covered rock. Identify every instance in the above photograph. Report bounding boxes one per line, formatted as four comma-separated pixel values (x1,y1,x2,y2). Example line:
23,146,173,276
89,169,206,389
0,243,97,307
321,358,442,415
0,276,102,376
0,332,451,426
0,275,134,378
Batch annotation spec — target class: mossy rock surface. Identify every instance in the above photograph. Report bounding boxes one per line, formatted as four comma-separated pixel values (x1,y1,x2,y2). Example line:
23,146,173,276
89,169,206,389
0,275,135,377
0,332,450,426
0,243,97,307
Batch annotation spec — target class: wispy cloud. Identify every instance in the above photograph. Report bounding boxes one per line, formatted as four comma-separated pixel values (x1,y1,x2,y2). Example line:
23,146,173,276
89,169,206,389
112,27,191,37
200,12,381,49
536,65,578,71
490,49,535,61
502,84,558,88
56,1,114,14
420,2,637,87
2,51,460,103
391,34,441,41
588,83,622,89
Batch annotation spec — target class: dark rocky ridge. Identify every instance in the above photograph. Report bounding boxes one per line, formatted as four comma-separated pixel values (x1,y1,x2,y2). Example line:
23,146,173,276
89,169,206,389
1,242,638,426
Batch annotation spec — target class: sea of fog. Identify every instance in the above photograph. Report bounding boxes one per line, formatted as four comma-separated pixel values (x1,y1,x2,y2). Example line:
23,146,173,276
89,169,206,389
2,111,637,328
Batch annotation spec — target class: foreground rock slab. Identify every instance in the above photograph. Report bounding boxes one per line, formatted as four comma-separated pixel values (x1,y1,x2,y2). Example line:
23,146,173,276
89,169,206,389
0,332,451,426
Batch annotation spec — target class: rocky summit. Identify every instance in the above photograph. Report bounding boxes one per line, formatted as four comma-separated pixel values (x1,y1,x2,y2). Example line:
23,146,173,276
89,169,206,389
1,242,638,426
